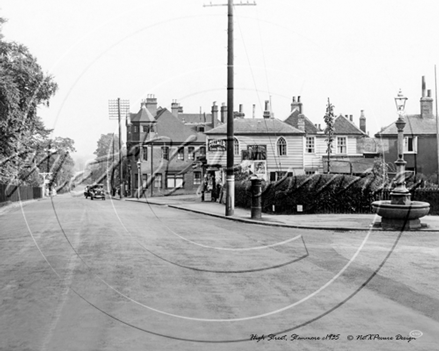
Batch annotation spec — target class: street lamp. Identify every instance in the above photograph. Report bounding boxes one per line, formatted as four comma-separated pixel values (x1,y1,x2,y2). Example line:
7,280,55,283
391,89,410,204
137,159,141,199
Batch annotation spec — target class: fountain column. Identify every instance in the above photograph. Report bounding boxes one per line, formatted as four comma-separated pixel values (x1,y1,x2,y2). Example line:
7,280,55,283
372,89,430,230
390,97,411,205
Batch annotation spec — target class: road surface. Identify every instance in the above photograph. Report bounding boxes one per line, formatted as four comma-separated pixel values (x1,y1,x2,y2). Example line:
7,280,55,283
0,194,438,350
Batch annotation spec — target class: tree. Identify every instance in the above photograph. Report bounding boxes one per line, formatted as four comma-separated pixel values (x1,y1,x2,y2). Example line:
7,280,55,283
0,18,58,182
323,98,335,174
93,133,120,187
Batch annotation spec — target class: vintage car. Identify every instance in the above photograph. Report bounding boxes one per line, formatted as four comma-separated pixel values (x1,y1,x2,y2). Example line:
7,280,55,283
87,184,106,200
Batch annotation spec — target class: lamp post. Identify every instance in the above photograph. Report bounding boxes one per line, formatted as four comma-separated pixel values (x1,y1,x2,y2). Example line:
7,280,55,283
137,159,141,199
391,89,410,205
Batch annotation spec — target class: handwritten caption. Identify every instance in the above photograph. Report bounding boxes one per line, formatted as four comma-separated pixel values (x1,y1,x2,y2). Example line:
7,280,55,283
251,333,418,343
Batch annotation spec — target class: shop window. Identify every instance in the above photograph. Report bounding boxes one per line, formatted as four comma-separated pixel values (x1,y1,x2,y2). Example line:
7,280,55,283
166,174,184,189
194,172,201,185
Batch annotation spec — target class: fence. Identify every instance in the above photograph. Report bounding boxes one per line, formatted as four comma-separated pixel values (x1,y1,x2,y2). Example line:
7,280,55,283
0,183,43,204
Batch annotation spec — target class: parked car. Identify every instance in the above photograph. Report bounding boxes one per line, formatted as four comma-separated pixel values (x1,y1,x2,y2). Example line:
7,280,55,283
88,184,106,200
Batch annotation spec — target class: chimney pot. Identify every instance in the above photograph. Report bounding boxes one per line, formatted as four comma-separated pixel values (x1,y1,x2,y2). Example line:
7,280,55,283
220,103,227,123
359,110,366,133
263,100,271,118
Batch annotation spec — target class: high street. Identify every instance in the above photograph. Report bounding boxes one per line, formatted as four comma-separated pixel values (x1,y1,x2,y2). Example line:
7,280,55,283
0,194,438,351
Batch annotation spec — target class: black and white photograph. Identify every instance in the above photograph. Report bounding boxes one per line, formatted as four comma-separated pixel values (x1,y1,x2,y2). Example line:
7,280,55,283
0,1,438,350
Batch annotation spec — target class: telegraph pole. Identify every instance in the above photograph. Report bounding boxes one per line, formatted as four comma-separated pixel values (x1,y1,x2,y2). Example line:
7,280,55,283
109,98,129,198
204,0,256,216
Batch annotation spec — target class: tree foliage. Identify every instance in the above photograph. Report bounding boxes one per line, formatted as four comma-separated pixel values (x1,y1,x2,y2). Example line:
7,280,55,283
0,24,58,156
0,18,76,188
92,133,120,186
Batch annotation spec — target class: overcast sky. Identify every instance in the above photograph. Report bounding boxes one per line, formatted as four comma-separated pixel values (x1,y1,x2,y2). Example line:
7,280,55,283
1,0,438,165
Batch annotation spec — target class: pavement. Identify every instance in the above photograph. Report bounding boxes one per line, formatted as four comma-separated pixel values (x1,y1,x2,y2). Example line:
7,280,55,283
124,194,439,232
2,192,437,232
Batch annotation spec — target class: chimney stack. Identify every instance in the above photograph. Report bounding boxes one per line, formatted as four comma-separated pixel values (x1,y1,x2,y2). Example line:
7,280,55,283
211,102,219,127
420,77,434,118
291,96,303,113
359,110,366,133
235,104,245,118
220,103,227,123
263,100,271,119
171,99,179,117
146,94,157,117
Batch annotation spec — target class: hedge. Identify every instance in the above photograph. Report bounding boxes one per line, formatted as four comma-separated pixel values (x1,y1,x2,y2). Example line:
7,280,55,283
235,174,439,215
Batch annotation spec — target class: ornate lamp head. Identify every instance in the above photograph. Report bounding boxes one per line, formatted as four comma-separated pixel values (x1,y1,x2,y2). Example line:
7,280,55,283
394,89,408,116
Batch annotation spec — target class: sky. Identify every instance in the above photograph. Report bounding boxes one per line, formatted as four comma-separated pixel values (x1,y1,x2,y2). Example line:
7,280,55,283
1,0,438,168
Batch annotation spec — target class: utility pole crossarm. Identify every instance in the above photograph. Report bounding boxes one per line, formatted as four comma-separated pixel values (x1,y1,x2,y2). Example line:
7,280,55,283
203,1,256,7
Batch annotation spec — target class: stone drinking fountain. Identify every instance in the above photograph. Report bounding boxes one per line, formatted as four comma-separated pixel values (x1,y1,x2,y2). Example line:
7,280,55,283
372,90,430,230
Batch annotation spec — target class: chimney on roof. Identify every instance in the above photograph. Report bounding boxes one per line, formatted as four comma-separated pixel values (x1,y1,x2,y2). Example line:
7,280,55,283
359,110,366,133
211,101,219,127
235,104,245,118
420,76,434,118
252,104,256,118
291,96,302,113
263,100,271,119
146,94,157,117
297,114,305,131
349,115,353,122
220,103,227,123
171,99,179,117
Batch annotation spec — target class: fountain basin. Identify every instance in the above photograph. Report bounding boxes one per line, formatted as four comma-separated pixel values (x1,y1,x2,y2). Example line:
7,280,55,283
372,200,430,230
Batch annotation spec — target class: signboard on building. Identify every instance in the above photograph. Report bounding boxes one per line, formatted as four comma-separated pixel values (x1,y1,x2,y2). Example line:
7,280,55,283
241,160,267,181
208,139,226,151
